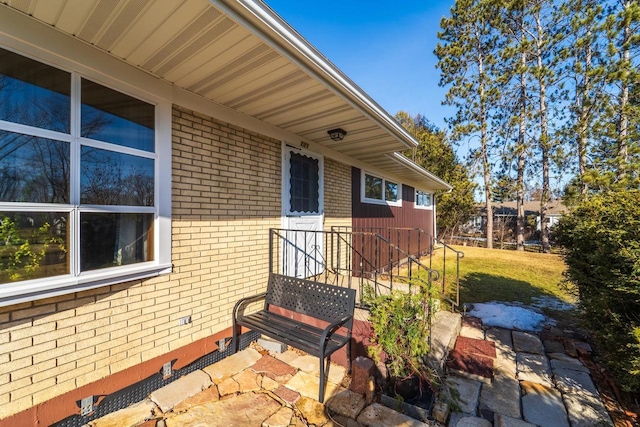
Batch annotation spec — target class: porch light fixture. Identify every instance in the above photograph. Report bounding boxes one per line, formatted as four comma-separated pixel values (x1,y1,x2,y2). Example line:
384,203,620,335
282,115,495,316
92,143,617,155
327,128,347,141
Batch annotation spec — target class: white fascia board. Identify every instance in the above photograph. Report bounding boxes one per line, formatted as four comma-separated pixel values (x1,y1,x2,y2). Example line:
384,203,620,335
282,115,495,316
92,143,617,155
211,0,418,150
0,4,412,186
387,152,453,191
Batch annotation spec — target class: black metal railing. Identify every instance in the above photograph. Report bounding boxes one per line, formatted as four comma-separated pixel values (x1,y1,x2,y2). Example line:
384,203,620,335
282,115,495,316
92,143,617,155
268,227,460,309
330,227,464,311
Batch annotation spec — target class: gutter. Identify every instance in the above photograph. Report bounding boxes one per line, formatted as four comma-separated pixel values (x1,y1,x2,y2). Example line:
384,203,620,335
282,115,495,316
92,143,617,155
211,0,418,150
388,152,453,191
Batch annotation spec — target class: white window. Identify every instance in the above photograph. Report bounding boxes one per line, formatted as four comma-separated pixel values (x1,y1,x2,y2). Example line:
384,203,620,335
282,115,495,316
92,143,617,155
415,190,433,209
362,172,401,206
0,47,171,305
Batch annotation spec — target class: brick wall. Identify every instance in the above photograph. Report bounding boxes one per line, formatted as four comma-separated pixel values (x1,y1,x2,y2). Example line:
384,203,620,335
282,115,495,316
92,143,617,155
324,158,353,272
324,157,352,223
0,105,282,419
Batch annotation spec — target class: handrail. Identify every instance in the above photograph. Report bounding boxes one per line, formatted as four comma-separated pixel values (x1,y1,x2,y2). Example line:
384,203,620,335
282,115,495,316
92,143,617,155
415,227,464,310
270,228,443,306
330,226,464,311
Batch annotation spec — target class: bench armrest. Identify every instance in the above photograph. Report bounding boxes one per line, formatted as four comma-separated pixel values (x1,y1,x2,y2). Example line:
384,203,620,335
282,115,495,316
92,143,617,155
319,315,353,347
232,292,267,320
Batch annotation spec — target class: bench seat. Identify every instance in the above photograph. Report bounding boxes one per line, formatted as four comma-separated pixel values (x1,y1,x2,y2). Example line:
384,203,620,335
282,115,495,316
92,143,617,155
232,273,356,402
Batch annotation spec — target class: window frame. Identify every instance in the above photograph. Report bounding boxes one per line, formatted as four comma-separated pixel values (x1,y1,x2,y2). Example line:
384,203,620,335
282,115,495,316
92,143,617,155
414,189,433,210
0,45,172,307
361,171,402,207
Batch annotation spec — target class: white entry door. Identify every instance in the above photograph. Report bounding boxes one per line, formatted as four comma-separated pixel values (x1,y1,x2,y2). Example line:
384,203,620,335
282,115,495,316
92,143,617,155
282,146,324,278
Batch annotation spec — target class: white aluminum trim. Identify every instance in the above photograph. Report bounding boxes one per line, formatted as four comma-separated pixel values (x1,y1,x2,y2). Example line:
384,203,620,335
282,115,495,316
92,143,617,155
360,171,403,207
388,152,452,191
0,263,173,308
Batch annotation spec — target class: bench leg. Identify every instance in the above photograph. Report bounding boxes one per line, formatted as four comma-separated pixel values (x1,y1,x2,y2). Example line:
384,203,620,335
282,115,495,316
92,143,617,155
231,320,240,354
319,356,326,403
347,340,352,374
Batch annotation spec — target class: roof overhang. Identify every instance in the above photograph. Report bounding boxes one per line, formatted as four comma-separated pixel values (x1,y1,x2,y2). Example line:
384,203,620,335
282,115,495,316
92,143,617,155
383,153,452,192
0,0,449,190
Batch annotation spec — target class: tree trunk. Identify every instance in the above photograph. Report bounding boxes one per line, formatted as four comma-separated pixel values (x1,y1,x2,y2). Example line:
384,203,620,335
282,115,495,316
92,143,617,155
516,24,527,252
477,24,493,249
577,33,591,196
617,0,631,181
536,9,551,253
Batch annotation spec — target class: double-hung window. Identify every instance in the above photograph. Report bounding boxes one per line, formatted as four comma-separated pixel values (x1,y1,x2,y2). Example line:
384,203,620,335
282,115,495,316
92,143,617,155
415,190,433,209
0,47,170,305
362,172,401,206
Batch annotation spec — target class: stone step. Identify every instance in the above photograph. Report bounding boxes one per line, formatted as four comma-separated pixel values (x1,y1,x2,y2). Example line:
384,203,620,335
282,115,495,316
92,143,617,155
427,310,462,374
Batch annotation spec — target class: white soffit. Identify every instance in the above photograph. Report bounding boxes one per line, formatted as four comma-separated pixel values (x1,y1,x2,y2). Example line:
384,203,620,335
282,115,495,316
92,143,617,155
0,0,448,188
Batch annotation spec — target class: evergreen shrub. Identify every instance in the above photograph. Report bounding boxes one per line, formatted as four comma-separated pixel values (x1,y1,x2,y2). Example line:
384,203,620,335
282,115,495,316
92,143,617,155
555,190,640,392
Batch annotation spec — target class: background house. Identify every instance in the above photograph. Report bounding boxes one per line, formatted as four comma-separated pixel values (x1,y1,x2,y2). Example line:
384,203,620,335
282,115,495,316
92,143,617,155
463,199,567,243
0,0,450,424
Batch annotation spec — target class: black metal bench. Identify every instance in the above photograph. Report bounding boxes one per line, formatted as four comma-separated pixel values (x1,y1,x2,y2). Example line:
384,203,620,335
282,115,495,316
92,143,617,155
232,273,356,402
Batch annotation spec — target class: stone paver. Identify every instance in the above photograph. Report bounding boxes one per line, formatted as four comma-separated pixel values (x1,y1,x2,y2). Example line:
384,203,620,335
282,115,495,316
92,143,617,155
327,389,367,419
445,376,482,415
486,327,513,350
262,406,293,427
286,354,347,384
251,354,297,381
447,349,494,383
494,346,517,377
232,368,262,392
448,412,492,427
494,414,536,427
284,370,343,400
172,387,219,413
512,331,545,355
296,396,331,426
455,336,497,358
553,368,599,396
150,370,213,413
520,381,570,427
516,352,552,386
202,348,261,383
272,384,300,404
460,325,485,340
217,376,239,396
88,400,155,427
287,354,320,373
164,392,280,427
478,376,521,419
542,337,566,353
261,375,281,391
550,357,590,373
357,403,429,427
562,392,614,426
428,311,462,372
272,349,301,365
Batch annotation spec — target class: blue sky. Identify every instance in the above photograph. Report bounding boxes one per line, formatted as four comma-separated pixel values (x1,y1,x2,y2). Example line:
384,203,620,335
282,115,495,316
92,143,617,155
264,0,456,131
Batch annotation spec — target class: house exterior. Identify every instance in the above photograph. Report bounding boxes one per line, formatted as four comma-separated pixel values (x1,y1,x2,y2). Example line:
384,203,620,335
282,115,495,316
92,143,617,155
464,199,567,242
0,1,450,424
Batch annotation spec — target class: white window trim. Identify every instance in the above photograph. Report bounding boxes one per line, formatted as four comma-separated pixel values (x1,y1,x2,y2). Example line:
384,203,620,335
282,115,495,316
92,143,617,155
361,171,402,207
415,189,434,210
0,45,172,308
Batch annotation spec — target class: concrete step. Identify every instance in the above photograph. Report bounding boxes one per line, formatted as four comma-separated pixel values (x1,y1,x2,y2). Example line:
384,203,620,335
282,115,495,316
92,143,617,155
427,310,462,374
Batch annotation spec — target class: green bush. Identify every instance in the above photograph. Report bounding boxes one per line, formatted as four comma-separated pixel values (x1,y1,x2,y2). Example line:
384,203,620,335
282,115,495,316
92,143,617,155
555,190,640,392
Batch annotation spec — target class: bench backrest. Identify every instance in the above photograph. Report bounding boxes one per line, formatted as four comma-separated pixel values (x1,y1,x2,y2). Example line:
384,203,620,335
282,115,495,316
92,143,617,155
266,273,356,327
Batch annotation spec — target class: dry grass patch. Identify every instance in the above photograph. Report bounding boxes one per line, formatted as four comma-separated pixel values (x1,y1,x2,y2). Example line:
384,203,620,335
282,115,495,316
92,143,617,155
425,245,574,307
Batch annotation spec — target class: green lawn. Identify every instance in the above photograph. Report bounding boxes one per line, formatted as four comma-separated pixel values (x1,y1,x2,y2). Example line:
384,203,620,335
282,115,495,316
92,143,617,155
425,245,575,308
